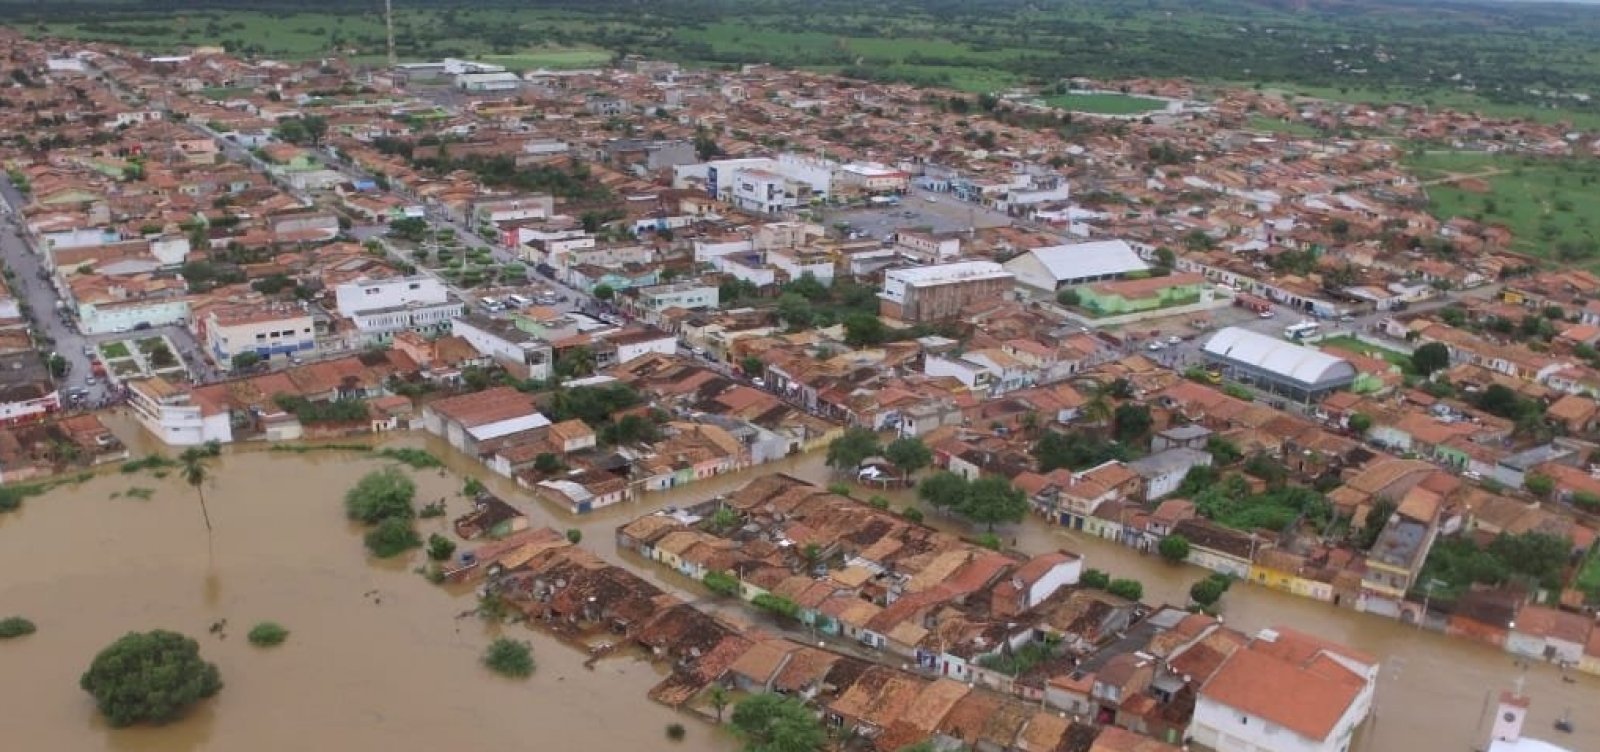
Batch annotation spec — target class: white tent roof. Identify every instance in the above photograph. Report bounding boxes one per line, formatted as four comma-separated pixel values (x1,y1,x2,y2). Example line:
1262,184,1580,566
1021,240,1149,281
1203,327,1356,386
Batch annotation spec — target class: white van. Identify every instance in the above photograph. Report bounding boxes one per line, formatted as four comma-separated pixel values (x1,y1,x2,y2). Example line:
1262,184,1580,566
506,294,531,308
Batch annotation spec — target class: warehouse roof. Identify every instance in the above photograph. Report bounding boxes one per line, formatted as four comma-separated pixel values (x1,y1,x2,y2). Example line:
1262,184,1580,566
1007,240,1149,282
1203,327,1356,387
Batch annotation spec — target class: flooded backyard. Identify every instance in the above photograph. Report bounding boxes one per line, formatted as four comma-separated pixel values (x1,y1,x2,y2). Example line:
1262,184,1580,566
2,424,1597,751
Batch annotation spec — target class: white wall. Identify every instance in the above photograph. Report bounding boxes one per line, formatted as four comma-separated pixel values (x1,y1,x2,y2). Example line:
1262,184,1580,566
615,335,677,364
1027,559,1082,609
335,276,449,317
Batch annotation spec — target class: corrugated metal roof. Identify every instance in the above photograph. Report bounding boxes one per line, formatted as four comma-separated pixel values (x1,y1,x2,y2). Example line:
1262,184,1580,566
1203,327,1355,386
1016,239,1149,281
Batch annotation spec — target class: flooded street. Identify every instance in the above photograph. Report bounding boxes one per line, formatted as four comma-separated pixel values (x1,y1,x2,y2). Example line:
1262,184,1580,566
0,444,733,752
3,425,1596,752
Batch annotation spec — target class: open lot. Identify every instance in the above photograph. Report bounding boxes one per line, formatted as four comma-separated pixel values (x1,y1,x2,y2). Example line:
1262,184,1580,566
827,194,1011,240
1406,151,1600,263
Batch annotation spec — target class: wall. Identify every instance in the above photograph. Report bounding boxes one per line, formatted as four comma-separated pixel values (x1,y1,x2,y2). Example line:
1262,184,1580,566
80,299,191,335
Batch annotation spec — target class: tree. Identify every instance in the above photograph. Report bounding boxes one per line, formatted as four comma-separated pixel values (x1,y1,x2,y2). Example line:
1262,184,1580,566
1080,568,1111,589
707,684,731,724
918,471,969,511
80,630,222,727
534,452,564,474
826,427,881,473
775,292,814,329
1107,579,1144,601
0,616,37,639
1356,499,1396,550
1190,574,1231,608
427,533,457,561
344,467,416,524
1411,342,1451,377
482,637,535,678
1158,535,1191,563
1056,288,1080,306
884,436,932,479
462,477,486,497
729,693,827,752
785,272,828,301
1525,473,1554,499
592,283,616,301
246,622,289,647
364,517,421,557
741,356,765,377
1348,413,1373,434
1205,436,1242,465
47,353,67,378
961,476,1028,530
179,447,214,534
1112,403,1153,444
703,570,740,597
566,528,583,544
843,312,888,347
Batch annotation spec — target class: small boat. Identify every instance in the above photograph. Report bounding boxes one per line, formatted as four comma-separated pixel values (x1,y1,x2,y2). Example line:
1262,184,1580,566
1554,709,1574,734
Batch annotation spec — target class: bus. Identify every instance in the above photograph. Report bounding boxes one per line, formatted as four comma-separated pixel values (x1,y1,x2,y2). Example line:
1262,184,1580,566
1284,321,1322,341
506,294,531,308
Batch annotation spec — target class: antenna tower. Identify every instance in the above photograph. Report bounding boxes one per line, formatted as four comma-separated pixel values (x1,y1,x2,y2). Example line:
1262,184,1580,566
384,0,397,67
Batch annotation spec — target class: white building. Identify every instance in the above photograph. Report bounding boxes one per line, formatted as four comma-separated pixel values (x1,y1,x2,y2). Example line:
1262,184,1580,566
1191,627,1378,752
78,298,191,335
204,302,316,370
730,168,794,215
449,314,553,381
1003,239,1150,291
768,247,835,286
605,327,678,364
335,276,462,345
128,377,233,446
636,281,719,314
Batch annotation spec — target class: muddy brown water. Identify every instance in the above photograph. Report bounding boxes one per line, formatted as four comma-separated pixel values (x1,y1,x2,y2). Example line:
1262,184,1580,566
4,421,1597,751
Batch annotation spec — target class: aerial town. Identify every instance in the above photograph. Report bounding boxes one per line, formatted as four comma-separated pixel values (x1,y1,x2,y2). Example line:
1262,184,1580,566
1,19,1598,752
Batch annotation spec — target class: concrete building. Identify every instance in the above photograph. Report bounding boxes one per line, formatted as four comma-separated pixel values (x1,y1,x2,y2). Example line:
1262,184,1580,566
334,276,462,346
449,314,553,381
730,168,795,215
1202,327,1357,403
1003,240,1150,292
0,353,59,426
1127,447,1212,501
472,195,554,226
1191,627,1378,752
78,298,191,335
1074,272,1211,316
455,72,521,92
635,281,719,317
878,261,1014,322
769,246,836,287
127,376,232,446
203,302,316,370
892,229,962,262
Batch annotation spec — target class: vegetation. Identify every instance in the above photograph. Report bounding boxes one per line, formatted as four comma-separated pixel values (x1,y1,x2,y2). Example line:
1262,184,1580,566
1080,568,1111,590
1157,535,1190,564
364,517,421,557
179,446,215,534
1410,342,1451,378
1404,152,1600,260
917,471,1029,530
666,723,687,742
427,533,457,561
730,693,828,752
703,570,741,597
565,528,583,544
976,637,1060,675
246,622,289,647
1192,473,1331,534
0,616,37,639
1417,531,1571,600
482,637,535,678
1033,430,1129,472
825,427,881,473
1189,574,1233,610
80,630,222,727
883,436,932,479
1107,579,1144,601
751,593,801,621
376,447,444,469
273,394,369,423
344,467,417,524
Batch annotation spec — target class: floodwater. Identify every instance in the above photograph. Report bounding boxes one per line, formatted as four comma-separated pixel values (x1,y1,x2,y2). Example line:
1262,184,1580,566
4,421,1597,752
0,442,734,752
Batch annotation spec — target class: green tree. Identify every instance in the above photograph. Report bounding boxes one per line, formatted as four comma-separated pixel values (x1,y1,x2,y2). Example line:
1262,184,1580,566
729,694,827,752
1112,403,1153,444
80,630,222,727
178,446,214,534
344,467,417,524
884,436,932,479
1158,535,1191,563
0,616,37,639
47,353,67,378
741,356,765,377
961,476,1029,530
427,533,457,561
482,637,535,678
775,293,814,329
534,453,565,474
708,684,731,724
246,622,289,647
918,470,969,511
843,313,888,347
1190,574,1231,608
1107,578,1144,601
231,351,263,371
1204,436,1242,465
1081,568,1110,589
784,272,828,301
1056,288,1080,306
592,283,616,301
1525,473,1554,499
703,570,741,597
826,427,881,473
364,517,421,557
1348,413,1373,434
1411,342,1451,377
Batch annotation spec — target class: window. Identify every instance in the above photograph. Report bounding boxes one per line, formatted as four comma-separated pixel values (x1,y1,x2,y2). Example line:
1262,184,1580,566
409,283,420,290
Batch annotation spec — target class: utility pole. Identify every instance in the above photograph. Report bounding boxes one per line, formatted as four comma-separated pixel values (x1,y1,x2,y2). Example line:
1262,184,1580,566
384,0,397,67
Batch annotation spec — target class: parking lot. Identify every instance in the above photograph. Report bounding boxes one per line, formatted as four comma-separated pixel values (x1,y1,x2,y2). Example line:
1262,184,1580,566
827,190,1012,240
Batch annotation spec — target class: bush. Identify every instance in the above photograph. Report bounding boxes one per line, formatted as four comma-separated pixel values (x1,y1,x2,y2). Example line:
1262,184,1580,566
1107,578,1144,601
976,532,1002,550
703,570,741,597
364,517,421,558
462,477,486,496
483,637,535,678
1158,535,1190,563
901,507,925,523
0,616,37,639
344,467,417,524
246,622,289,647
1081,568,1111,589
80,630,222,727
427,533,457,561
566,528,583,544
666,723,687,741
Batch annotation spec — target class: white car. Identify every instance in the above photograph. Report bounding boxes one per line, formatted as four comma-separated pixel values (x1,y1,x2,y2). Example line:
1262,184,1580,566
1166,335,1182,345
1258,310,1275,319
923,195,938,203
1146,341,1164,351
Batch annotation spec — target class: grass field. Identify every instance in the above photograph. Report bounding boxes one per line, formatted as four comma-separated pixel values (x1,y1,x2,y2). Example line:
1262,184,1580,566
1405,152,1600,262
477,46,611,72
1044,92,1166,115
1246,114,1320,138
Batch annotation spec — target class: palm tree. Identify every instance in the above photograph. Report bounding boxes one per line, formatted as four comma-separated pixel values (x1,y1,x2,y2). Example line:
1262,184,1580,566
180,447,213,533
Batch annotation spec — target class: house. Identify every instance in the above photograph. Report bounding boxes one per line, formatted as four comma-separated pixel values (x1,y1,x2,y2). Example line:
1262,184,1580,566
878,261,1015,322
990,551,1083,616
450,314,554,381
1127,447,1212,501
422,386,550,455
453,493,530,540
334,276,462,346
202,302,316,370
1505,604,1593,665
1359,485,1442,619
127,376,232,446
1172,518,1262,578
1190,626,1378,752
